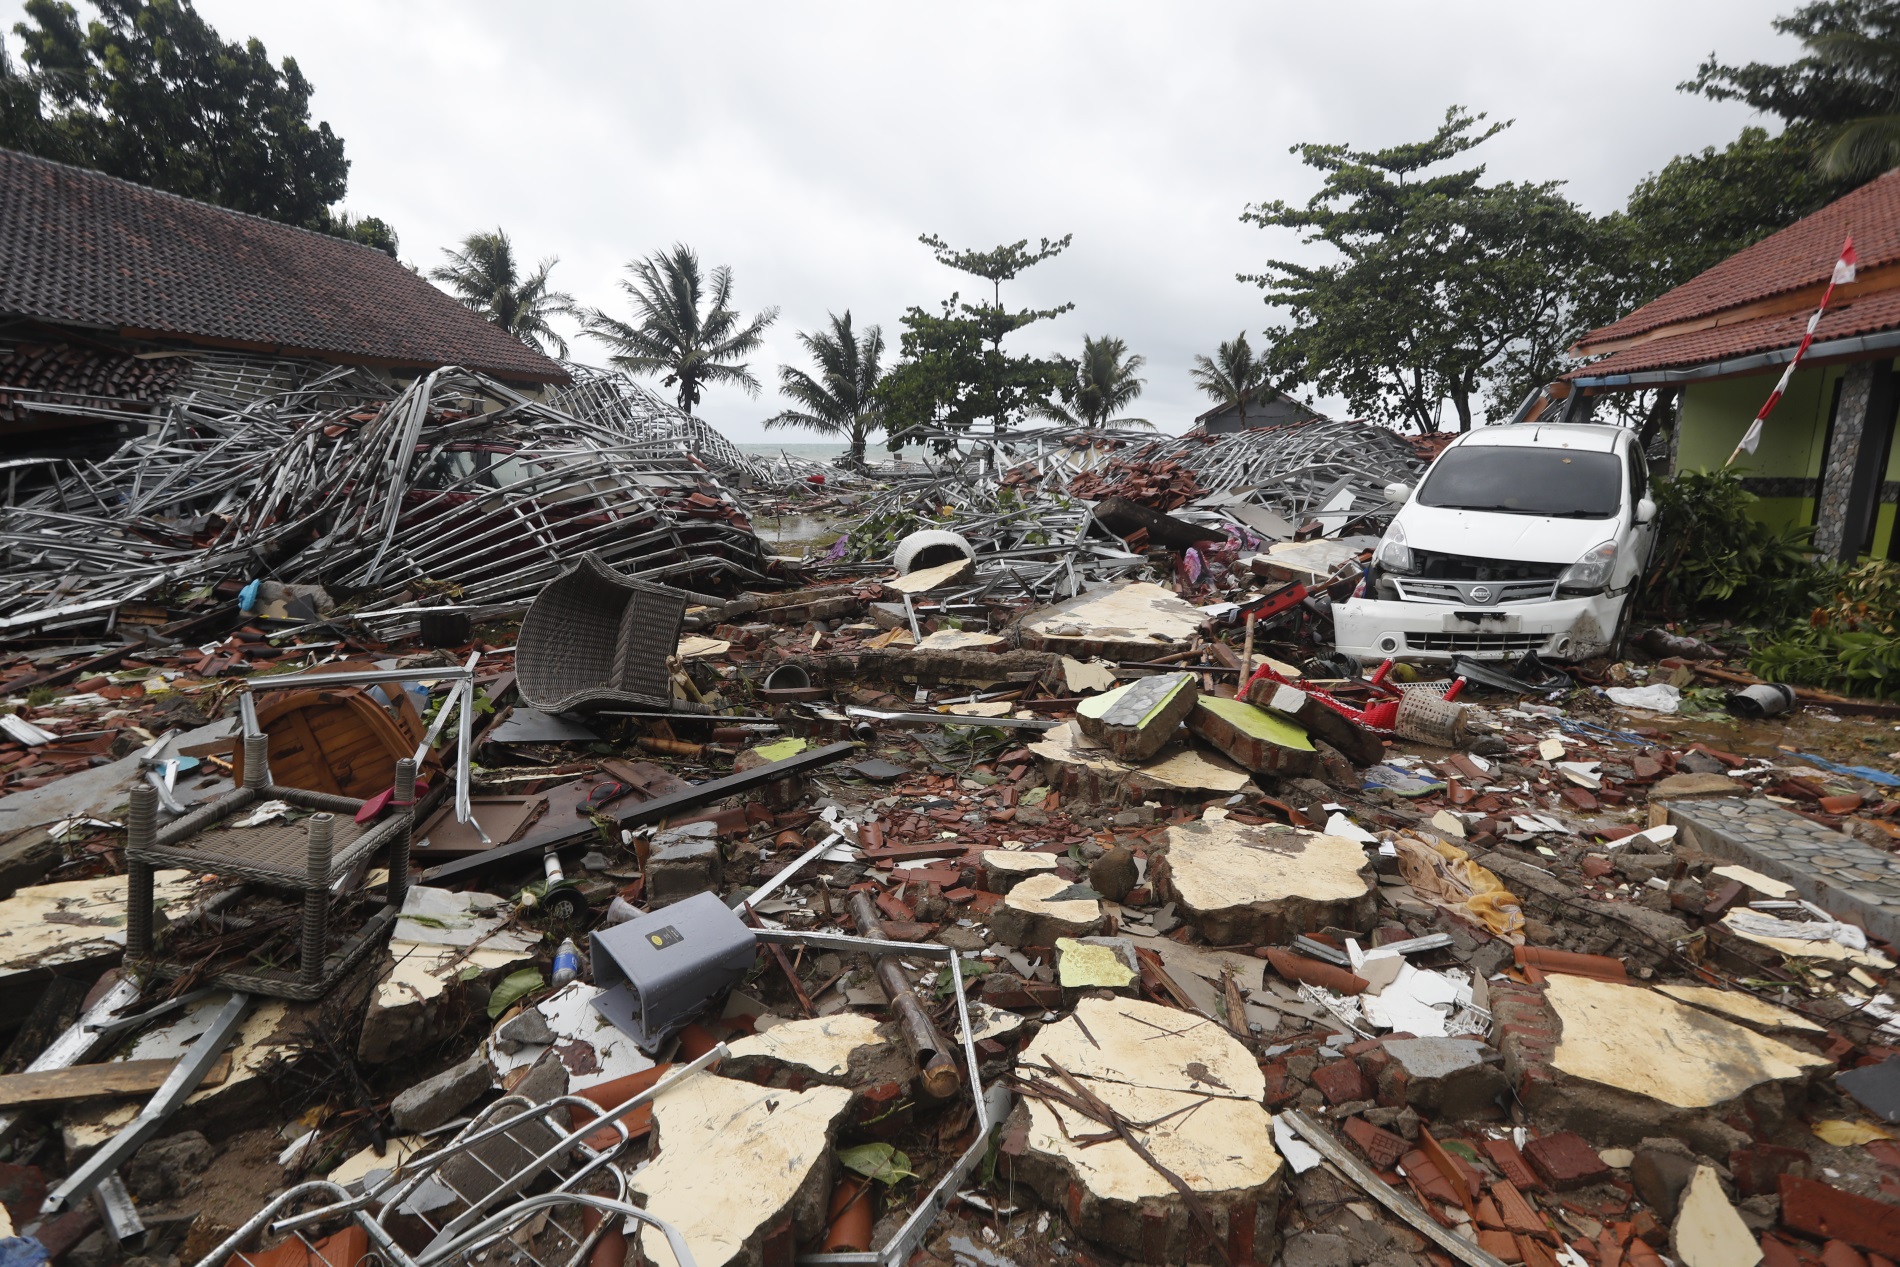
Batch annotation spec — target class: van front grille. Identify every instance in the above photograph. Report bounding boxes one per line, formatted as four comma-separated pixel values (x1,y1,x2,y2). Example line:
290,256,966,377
1405,632,1551,655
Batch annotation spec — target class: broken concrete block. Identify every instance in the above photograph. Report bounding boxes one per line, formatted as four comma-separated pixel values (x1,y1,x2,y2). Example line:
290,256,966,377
646,821,724,907
61,993,296,1153
1151,813,1375,945
1054,936,1137,991
986,871,1104,947
359,887,537,1063
1245,680,1385,767
1655,985,1827,1037
1020,582,1207,660
722,1014,905,1087
1075,672,1199,763
632,1074,853,1267
1186,696,1317,777
1029,719,1256,808
979,849,1059,894
1006,997,1282,1264
1501,974,1832,1152
0,869,199,987
1378,1038,1506,1120
1087,844,1138,902
1631,1139,1702,1220
1672,1165,1762,1267
390,1050,492,1133
493,1007,555,1054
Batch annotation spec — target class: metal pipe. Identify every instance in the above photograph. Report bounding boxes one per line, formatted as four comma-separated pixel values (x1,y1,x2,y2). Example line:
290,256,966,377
848,892,961,1101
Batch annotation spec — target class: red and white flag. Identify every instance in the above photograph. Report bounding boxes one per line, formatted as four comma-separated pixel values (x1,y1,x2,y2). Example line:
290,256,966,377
1731,235,1857,461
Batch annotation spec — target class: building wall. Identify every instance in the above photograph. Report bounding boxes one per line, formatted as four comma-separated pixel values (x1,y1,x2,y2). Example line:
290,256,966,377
1676,360,1900,555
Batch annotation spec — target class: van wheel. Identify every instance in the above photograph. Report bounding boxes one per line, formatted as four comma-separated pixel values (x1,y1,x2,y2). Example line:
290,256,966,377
1607,596,1636,661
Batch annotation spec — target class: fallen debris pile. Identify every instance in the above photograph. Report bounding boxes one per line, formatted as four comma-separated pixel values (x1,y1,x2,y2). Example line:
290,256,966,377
0,407,1895,1267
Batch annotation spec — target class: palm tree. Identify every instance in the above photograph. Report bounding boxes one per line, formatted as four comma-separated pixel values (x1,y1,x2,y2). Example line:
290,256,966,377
1810,23,1900,179
578,244,778,414
1040,334,1150,429
763,312,887,467
429,230,574,356
1189,331,1273,421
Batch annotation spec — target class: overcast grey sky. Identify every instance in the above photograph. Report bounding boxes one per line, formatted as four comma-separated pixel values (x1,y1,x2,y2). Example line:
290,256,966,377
13,2,1804,439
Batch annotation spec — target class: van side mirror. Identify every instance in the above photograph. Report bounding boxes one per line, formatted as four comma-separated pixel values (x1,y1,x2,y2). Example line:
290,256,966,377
1635,497,1657,525
1383,482,1413,504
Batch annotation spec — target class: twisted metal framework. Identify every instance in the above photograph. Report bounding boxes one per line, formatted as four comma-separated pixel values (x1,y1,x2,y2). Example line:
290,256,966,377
0,362,767,638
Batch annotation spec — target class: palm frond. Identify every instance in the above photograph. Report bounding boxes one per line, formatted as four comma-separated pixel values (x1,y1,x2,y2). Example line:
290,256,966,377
1819,114,1900,179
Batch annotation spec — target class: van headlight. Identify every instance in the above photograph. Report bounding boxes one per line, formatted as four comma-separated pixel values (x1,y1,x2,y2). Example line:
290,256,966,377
1557,541,1618,595
1376,521,1415,575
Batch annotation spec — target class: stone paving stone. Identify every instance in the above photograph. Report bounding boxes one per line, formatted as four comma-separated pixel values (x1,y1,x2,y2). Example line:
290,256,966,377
1667,797,1900,945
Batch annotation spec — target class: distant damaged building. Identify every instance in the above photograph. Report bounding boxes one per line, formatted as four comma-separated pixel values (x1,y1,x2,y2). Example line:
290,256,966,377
0,148,766,637
0,147,570,453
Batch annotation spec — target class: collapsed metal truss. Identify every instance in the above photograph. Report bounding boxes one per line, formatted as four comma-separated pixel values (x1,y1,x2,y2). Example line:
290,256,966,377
0,362,768,638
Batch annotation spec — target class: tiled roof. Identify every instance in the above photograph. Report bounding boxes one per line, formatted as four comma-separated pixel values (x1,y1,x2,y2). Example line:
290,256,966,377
1570,287,1900,380
1573,167,1900,356
0,148,567,384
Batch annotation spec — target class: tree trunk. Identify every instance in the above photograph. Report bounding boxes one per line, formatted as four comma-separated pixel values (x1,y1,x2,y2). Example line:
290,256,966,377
1450,385,1473,433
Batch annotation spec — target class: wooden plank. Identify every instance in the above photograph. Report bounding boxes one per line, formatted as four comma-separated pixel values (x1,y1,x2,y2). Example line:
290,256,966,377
0,1052,229,1108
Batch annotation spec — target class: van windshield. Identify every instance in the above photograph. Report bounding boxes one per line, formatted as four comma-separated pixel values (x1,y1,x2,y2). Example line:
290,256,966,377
1416,446,1622,518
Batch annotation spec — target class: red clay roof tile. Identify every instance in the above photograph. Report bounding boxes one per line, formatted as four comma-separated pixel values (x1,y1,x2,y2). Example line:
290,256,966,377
1574,168,1900,357
0,148,567,384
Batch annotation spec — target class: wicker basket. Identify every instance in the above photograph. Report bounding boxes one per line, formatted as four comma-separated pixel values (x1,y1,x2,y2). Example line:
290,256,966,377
517,552,692,713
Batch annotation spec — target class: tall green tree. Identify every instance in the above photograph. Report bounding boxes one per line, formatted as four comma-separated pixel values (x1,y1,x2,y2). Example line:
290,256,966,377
1243,108,1609,432
1039,334,1150,429
578,244,778,415
1189,331,1275,419
8,0,361,231
763,311,887,467
877,233,1074,442
430,230,574,356
1684,1,1900,184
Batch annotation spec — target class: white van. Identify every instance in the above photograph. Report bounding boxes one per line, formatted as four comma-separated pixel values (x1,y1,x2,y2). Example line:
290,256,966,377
1332,423,1657,663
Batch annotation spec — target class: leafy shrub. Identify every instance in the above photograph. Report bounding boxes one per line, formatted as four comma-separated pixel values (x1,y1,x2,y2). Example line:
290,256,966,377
1643,469,1823,621
1749,560,1900,698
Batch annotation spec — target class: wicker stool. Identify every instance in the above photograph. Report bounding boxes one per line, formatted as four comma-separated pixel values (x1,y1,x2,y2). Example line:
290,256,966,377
516,552,693,713
125,735,416,1000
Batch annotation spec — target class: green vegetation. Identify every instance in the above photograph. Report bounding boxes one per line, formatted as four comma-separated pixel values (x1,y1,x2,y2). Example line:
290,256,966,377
1639,473,1900,699
1242,108,1612,433
1039,334,1150,430
4,0,393,247
1643,470,1821,621
1190,332,1276,419
1751,562,1900,698
877,234,1074,445
578,244,778,415
430,230,575,356
764,311,888,467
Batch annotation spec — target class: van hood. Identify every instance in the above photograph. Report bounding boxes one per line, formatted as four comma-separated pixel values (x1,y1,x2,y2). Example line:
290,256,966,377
1393,501,1616,565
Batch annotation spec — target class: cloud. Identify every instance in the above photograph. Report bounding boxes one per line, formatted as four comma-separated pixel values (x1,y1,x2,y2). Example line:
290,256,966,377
25,0,1800,438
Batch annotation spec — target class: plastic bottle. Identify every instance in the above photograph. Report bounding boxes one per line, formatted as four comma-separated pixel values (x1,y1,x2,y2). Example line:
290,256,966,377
551,937,581,988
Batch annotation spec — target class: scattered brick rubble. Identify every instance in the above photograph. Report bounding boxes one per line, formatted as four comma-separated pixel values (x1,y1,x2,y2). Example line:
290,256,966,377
0,417,1895,1267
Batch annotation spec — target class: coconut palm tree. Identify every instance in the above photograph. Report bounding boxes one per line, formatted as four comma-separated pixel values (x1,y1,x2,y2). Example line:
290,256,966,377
429,230,574,356
763,312,887,467
578,244,778,415
1189,331,1274,420
1810,21,1900,179
1039,334,1150,429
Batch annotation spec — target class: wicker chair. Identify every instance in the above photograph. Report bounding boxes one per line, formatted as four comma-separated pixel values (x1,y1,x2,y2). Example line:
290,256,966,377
517,552,694,713
124,735,415,1001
